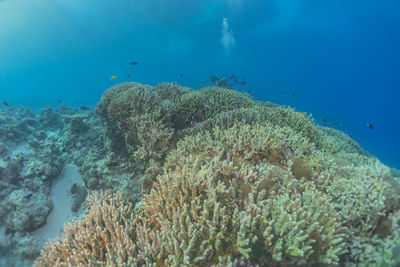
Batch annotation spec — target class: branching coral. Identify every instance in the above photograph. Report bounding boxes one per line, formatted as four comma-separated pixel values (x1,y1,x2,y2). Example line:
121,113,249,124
34,192,139,267
36,81,400,266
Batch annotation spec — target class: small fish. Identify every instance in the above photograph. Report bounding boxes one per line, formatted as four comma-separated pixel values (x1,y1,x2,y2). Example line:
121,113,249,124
2,101,9,106
280,91,285,95
129,61,138,65
366,123,374,129
80,106,90,110
178,74,183,78
128,74,131,78
292,93,296,97
340,123,344,127
109,75,117,80
322,116,327,123
57,99,62,103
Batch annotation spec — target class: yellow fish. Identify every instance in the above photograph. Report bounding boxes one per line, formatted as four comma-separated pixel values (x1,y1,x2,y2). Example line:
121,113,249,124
109,75,117,80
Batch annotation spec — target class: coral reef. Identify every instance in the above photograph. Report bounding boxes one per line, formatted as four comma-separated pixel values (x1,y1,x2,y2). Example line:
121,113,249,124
33,81,400,266
2,81,399,266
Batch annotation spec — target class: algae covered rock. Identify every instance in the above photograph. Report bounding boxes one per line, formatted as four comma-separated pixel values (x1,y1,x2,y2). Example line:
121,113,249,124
0,156,23,184
37,106,63,129
4,189,51,232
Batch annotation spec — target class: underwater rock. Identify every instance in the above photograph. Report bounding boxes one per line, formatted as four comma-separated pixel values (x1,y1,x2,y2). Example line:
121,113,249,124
0,181,16,226
27,138,42,150
70,183,87,212
57,104,79,116
37,106,63,129
15,118,37,135
0,156,23,184
0,142,7,155
21,147,63,181
0,226,11,248
66,115,89,134
4,189,51,232
0,107,37,143
0,180,15,201
86,177,98,189
32,130,47,141
14,233,44,259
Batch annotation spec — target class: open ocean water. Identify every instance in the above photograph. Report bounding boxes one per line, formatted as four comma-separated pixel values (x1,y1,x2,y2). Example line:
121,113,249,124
1,0,400,266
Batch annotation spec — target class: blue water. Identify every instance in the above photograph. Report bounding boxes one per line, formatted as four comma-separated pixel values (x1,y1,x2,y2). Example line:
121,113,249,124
1,0,399,169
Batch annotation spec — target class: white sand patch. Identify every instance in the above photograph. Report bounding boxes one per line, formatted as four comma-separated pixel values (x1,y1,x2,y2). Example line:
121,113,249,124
33,163,83,244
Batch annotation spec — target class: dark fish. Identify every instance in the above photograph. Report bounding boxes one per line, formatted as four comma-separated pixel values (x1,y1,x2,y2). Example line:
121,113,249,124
128,74,131,78
280,91,285,95
178,74,183,78
292,93,295,97
2,101,9,106
57,99,62,103
129,61,138,65
322,116,327,123
80,106,90,111
366,123,374,129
